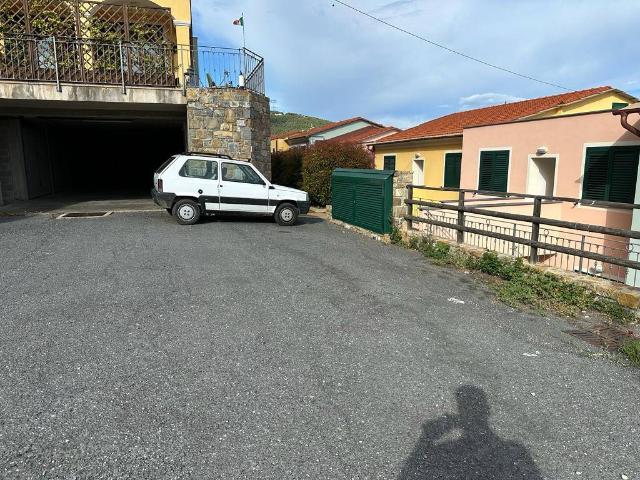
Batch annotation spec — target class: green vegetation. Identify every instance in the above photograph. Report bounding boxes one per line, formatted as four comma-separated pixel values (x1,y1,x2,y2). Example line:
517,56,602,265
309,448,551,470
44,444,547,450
302,142,372,207
392,233,637,323
620,340,640,365
270,111,330,135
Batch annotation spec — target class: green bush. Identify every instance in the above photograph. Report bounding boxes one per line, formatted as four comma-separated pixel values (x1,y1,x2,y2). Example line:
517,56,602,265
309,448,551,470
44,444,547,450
398,234,636,322
620,340,640,365
301,142,373,206
271,149,304,188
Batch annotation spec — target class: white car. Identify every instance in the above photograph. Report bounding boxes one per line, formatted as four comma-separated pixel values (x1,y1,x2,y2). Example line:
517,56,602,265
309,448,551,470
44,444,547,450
152,153,310,226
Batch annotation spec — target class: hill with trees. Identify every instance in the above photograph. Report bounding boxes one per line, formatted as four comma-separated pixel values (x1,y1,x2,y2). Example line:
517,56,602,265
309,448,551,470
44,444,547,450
270,111,330,135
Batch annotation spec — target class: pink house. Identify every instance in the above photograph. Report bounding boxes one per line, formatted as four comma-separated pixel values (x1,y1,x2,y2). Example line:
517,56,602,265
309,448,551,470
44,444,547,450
419,110,640,284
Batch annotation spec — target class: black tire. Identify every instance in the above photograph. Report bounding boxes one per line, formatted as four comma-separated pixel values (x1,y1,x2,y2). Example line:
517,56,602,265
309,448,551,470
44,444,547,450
275,202,299,226
172,199,201,225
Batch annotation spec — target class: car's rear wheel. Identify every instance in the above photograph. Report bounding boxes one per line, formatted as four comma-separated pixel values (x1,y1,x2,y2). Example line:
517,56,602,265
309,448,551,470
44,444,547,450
173,199,201,225
275,202,299,226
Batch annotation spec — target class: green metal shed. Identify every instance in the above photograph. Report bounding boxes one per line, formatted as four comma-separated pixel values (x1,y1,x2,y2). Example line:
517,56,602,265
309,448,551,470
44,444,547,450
331,169,394,234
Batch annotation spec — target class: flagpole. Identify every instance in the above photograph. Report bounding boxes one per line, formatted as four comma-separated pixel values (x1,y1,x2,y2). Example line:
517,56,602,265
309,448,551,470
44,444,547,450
242,12,246,50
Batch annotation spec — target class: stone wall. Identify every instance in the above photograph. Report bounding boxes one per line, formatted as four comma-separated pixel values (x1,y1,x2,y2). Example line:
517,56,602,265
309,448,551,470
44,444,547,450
186,87,271,179
393,171,412,228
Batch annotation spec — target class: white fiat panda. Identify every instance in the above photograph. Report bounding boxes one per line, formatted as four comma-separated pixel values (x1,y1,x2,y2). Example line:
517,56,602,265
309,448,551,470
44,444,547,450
152,153,310,226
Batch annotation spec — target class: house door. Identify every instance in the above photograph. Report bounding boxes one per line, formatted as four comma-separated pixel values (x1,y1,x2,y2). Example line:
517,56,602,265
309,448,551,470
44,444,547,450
412,159,425,185
528,157,556,196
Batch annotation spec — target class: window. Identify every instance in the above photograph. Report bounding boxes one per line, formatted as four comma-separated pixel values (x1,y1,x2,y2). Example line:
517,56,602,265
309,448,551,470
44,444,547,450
582,146,639,203
221,162,264,184
612,102,629,110
478,150,509,192
383,155,396,171
444,152,462,188
179,159,218,180
155,155,177,174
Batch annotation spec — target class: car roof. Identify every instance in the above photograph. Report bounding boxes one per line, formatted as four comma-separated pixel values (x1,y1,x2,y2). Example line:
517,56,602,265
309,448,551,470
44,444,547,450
181,152,250,164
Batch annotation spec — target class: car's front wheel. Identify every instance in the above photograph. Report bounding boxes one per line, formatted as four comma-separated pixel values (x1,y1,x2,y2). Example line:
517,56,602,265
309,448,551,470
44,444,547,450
173,199,201,225
275,202,299,226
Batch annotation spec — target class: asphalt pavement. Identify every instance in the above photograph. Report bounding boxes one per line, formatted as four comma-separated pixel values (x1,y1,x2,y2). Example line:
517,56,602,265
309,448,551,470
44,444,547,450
0,212,638,479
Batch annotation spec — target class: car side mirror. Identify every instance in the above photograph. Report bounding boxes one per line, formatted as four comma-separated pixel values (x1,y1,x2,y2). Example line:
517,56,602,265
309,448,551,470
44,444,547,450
269,185,275,190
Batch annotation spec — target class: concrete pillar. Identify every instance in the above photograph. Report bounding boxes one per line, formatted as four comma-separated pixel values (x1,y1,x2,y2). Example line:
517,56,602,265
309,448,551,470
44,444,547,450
626,172,640,287
185,87,271,179
0,119,27,204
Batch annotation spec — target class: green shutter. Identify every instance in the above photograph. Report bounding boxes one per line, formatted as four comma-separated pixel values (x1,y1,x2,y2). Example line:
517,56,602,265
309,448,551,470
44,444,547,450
478,150,509,192
583,146,639,203
383,155,396,171
444,153,462,188
583,147,609,201
609,147,639,203
612,102,629,110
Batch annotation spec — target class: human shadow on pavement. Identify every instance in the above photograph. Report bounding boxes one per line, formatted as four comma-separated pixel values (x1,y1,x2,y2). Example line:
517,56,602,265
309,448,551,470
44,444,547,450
398,385,543,480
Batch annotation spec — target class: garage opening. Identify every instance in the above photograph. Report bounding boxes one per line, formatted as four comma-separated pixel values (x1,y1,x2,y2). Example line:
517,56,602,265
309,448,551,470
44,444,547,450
21,117,185,200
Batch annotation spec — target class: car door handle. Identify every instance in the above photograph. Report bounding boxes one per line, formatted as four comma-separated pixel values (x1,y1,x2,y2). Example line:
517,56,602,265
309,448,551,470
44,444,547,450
198,189,203,194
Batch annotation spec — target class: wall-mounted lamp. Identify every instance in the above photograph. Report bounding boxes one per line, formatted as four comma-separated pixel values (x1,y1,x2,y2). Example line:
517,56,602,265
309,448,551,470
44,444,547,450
536,146,548,155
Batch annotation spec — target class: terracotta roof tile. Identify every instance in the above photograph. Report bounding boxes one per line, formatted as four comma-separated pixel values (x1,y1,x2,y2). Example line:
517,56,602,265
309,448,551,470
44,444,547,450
377,86,615,144
270,130,302,140
327,126,401,144
287,117,385,140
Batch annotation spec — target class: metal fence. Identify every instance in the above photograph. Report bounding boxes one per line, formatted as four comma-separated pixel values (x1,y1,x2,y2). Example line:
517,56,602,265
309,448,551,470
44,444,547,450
0,34,265,94
405,186,640,287
185,45,265,95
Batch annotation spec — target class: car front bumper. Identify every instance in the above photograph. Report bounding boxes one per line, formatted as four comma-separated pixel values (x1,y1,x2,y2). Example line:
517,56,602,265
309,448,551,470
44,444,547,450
298,201,310,214
151,188,175,209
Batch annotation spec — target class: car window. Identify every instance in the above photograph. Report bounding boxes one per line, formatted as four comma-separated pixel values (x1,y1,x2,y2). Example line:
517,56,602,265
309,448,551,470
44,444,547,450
155,155,177,174
221,162,264,184
179,159,218,180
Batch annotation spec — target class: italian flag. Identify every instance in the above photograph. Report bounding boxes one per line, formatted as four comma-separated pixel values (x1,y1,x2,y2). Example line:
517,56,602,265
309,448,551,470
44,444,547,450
233,16,244,26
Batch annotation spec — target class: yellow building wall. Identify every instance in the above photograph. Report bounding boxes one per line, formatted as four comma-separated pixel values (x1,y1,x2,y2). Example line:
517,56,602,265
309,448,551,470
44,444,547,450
271,138,290,153
152,0,191,47
374,140,462,202
529,92,635,119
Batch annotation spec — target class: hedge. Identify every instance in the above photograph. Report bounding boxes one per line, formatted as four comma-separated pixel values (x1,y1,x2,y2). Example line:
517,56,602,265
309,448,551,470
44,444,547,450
301,142,372,206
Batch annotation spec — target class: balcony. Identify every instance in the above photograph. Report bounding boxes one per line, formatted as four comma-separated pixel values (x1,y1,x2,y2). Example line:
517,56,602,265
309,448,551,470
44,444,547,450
0,0,265,94
0,34,265,94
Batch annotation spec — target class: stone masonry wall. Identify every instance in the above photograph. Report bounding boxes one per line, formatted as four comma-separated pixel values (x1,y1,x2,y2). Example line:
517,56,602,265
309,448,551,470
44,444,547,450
393,171,412,229
186,87,271,179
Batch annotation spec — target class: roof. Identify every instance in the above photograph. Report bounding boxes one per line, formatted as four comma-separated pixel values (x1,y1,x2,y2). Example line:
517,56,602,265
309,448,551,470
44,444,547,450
287,117,385,140
376,86,622,144
327,125,400,144
270,130,302,140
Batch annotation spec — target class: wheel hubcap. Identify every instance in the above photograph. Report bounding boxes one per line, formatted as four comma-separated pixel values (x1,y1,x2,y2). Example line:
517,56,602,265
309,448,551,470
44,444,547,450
280,209,293,222
179,205,195,220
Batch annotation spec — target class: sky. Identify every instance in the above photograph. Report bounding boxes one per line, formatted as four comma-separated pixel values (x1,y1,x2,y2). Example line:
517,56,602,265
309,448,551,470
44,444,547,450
192,0,640,129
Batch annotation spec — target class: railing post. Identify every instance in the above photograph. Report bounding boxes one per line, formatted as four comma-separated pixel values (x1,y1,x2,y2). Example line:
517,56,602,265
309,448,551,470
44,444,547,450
530,197,542,263
457,190,465,244
578,234,586,273
118,41,126,94
406,184,413,230
52,36,61,92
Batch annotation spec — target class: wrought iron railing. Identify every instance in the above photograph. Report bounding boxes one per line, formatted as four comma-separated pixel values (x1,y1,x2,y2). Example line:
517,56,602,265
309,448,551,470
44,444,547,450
0,34,266,94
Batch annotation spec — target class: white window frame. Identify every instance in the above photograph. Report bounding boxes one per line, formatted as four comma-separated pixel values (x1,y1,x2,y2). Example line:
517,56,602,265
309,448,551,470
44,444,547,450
442,149,463,188
382,153,397,171
476,147,512,192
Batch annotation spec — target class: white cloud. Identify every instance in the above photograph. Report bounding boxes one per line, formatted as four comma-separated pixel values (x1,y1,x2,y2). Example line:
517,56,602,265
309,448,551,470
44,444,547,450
458,93,526,110
192,0,640,129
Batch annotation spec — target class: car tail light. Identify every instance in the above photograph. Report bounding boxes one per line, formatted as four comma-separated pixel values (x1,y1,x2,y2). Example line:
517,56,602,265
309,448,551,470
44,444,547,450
157,178,163,192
